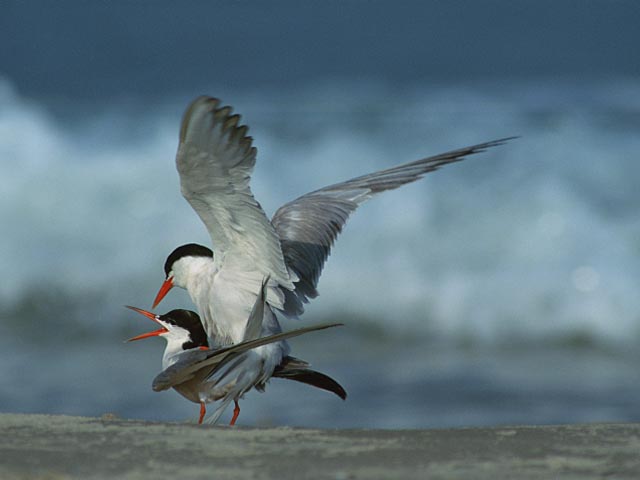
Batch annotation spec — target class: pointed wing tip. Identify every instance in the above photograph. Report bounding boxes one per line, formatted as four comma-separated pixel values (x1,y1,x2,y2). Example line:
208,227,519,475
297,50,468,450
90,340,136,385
478,136,519,150
324,322,344,329
180,96,251,147
328,380,347,401
495,135,520,144
449,135,518,163
467,135,516,152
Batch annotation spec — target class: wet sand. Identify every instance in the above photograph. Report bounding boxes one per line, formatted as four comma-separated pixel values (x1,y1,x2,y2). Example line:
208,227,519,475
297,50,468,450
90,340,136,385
0,414,638,479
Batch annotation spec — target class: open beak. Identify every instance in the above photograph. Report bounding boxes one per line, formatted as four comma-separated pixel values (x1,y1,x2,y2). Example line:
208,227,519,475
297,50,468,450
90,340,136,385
125,305,168,342
152,277,174,309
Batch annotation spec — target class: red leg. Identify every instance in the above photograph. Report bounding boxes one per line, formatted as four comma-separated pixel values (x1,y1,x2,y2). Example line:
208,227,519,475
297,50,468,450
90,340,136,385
229,400,240,426
198,402,206,424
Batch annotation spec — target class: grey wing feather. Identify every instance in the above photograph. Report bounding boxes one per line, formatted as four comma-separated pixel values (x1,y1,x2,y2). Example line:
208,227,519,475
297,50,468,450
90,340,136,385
152,322,343,391
271,137,516,316
152,349,212,391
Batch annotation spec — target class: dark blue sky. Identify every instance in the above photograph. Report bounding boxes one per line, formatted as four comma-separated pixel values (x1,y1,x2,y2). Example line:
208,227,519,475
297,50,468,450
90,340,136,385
2,0,639,101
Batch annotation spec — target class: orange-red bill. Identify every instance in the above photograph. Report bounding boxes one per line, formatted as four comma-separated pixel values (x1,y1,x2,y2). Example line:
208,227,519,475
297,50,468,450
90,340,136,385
127,328,168,342
152,277,174,309
125,305,168,342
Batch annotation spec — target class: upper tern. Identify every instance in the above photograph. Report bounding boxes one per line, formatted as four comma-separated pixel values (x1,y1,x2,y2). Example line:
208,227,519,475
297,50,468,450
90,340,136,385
152,95,513,374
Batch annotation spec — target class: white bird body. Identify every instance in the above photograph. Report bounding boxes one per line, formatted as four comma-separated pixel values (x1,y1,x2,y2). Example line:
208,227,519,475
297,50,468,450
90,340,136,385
177,257,284,343
172,255,288,384
153,96,513,390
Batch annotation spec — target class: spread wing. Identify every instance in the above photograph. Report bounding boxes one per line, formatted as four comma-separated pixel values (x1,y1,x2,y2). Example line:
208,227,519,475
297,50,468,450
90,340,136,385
271,137,516,316
152,322,343,391
176,96,293,291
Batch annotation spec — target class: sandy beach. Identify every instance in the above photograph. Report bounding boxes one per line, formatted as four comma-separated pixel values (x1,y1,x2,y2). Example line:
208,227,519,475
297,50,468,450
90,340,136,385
0,414,638,479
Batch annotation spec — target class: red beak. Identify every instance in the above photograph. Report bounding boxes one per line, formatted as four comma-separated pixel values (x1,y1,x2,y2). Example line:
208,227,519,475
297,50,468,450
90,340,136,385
152,277,174,309
125,305,168,342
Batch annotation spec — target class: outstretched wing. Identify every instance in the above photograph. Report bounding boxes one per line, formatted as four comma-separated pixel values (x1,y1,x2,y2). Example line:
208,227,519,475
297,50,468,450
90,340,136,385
271,137,516,316
176,96,293,291
152,322,343,391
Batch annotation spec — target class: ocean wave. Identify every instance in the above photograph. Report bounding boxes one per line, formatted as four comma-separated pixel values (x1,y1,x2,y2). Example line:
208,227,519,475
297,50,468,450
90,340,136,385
2,76,640,347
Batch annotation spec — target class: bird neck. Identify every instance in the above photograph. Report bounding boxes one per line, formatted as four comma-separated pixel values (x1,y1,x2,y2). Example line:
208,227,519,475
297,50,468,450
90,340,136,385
173,256,216,290
161,335,195,370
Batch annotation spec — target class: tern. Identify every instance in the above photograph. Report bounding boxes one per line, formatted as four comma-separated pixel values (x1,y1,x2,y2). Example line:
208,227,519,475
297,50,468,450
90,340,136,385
152,95,512,374
128,280,345,425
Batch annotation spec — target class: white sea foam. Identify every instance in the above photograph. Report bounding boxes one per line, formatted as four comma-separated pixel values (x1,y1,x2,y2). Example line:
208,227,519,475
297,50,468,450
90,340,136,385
2,76,640,346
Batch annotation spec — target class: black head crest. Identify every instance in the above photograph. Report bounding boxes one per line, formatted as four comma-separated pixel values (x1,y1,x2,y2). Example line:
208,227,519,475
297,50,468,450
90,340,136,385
164,243,213,277
160,309,209,349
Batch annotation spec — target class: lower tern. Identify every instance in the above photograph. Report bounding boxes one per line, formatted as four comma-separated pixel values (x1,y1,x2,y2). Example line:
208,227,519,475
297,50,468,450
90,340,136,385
128,280,345,425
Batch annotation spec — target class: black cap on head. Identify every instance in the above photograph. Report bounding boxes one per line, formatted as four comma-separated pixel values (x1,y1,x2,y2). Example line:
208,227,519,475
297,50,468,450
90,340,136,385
164,243,213,277
159,309,209,350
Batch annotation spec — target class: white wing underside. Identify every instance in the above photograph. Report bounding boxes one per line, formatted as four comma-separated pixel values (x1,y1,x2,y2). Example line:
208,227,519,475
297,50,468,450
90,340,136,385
176,97,296,305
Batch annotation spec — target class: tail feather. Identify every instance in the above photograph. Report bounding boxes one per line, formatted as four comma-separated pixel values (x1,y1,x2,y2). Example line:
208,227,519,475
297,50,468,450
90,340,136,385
204,396,234,425
273,358,347,400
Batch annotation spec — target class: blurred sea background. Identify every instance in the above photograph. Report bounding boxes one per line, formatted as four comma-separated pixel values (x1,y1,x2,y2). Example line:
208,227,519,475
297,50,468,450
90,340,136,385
1,0,640,428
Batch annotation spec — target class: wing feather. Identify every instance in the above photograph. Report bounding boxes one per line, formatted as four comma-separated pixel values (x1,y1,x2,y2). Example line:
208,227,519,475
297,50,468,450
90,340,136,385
273,356,347,400
272,137,516,316
176,96,293,290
